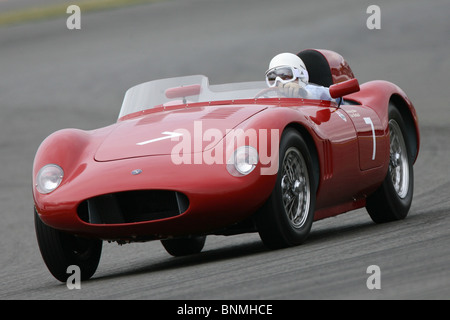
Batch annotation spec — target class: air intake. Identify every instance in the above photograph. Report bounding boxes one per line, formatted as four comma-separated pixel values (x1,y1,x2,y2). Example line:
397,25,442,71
77,190,189,224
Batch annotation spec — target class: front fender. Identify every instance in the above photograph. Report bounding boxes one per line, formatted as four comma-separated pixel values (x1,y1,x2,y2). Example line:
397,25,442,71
32,126,114,202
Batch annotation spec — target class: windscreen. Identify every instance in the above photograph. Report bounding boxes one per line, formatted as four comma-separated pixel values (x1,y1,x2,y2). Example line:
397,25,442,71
118,75,295,120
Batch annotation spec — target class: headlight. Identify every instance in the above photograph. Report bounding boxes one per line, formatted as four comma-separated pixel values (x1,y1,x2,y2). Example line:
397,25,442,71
227,146,259,176
36,164,64,194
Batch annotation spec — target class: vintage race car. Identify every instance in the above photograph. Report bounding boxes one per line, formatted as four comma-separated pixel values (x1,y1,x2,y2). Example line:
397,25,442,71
33,49,420,282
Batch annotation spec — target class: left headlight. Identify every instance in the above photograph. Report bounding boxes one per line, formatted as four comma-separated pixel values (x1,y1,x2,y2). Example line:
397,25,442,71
227,146,259,177
36,164,64,194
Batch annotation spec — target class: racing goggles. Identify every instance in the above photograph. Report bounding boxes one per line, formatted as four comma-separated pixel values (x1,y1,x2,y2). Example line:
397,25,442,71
265,66,308,87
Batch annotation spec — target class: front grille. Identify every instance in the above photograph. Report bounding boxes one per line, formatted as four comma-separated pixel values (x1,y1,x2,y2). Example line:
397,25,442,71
77,190,189,224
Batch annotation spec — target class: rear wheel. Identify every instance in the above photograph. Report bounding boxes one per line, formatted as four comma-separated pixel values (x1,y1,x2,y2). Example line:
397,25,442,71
161,235,206,257
34,208,102,282
255,129,316,249
366,104,414,223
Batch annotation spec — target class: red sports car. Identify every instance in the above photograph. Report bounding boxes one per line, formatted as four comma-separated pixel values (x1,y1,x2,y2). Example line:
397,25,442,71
33,49,419,282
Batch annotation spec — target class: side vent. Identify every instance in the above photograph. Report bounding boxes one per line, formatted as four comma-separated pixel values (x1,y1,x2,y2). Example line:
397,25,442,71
323,139,333,180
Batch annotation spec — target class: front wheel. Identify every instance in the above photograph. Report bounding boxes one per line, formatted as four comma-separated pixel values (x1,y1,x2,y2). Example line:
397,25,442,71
255,129,316,249
34,208,102,282
366,104,414,223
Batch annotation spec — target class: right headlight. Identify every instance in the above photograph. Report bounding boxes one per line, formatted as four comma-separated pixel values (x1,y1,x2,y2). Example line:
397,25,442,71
36,164,64,194
227,146,259,177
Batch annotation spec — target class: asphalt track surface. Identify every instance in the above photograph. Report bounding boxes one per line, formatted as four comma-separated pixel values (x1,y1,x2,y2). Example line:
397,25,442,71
1,0,449,300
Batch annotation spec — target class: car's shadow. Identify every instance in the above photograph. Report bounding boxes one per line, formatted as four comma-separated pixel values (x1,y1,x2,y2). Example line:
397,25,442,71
91,216,393,282
88,207,433,285
93,238,267,282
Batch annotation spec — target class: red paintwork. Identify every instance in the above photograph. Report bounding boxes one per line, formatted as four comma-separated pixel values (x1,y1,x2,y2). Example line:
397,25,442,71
302,49,356,84
32,54,420,242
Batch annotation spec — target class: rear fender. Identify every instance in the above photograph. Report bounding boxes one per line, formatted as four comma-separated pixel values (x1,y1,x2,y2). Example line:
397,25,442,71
346,80,420,163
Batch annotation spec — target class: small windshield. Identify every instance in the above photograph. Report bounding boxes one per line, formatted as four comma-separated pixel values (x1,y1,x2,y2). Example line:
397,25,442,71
118,75,307,120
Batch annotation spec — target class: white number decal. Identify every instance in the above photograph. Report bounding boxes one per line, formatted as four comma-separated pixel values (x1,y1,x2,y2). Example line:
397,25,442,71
363,117,376,160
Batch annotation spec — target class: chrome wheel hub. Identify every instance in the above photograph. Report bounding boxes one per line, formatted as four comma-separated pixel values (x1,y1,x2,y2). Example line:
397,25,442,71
389,119,409,199
281,148,311,228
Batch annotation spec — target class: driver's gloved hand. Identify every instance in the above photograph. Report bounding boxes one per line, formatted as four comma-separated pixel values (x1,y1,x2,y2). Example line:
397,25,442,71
277,82,307,98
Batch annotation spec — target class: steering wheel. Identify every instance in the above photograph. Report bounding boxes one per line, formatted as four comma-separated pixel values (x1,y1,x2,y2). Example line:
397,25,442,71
254,87,286,99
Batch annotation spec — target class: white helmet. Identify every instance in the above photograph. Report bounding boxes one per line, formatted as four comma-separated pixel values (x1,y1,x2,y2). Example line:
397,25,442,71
266,53,309,87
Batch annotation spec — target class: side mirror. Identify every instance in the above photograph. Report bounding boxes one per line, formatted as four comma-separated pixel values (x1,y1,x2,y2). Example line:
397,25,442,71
329,78,360,99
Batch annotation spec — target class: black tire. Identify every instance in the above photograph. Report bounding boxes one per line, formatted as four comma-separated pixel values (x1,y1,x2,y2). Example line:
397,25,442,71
34,208,102,282
161,235,206,257
366,104,414,223
255,129,316,249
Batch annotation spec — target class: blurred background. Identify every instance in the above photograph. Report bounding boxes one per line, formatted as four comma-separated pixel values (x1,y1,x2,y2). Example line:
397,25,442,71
1,0,449,299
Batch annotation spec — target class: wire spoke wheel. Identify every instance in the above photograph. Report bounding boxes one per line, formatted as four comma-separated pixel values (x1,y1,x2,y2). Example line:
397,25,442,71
389,119,409,199
255,129,316,249
366,104,414,223
281,147,311,229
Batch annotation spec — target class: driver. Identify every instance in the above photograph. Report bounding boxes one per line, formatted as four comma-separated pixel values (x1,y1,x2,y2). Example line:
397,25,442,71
265,52,332,100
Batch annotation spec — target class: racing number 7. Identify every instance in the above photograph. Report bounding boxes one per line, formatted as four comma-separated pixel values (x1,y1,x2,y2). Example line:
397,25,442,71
364,117,376,160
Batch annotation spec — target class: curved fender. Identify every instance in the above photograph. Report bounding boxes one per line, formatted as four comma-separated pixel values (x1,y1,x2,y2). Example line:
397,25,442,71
32,126,114,203
346,80,420,163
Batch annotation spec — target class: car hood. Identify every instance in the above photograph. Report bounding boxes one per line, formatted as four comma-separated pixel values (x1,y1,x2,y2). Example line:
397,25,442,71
94,105,267,161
